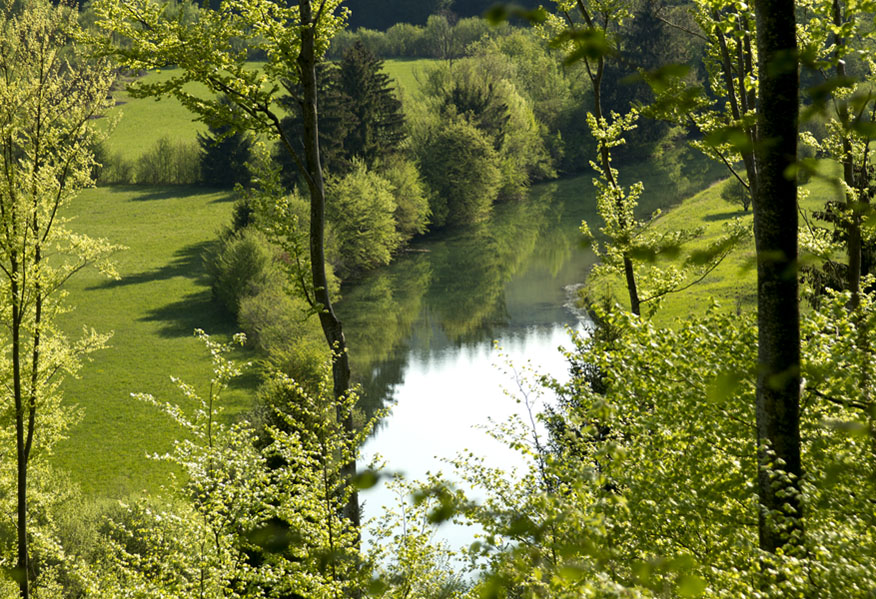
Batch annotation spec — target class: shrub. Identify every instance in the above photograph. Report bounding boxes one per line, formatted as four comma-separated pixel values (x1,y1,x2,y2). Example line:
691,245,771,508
416,119,501,227
384,22,425,57
326,161,402,275
136,136,201,185
380,155,430,241
203,227,279,315
720,176,752,212
95,150,136,185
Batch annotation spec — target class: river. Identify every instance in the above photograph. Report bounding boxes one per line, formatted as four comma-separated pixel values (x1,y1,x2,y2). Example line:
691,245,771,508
337,161,722,551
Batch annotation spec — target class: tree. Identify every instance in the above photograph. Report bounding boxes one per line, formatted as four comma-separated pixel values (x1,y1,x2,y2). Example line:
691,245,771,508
720,176,752,212
752,0,803,555
337,42,406,166
416,119,501,227
198,96,254,189
92,0,361,533
0,1,115,596
797,0,876,308
275,42,405,181
326,161,402,276
550,0,645,314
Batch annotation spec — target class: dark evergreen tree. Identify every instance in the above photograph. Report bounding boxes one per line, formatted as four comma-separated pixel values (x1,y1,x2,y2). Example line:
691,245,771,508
338,42,406,165
198,96,253,188
275,42,405,185
441,80,510,149
275,61,356,186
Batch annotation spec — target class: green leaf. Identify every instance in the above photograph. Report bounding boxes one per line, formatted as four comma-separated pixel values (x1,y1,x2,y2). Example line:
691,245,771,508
638,63,692,94
484,3,547,25
352,469,380,490
553,28,612,65
367,577,389,596
677,574,707,597
557,564,587,581
707,371,743,402
703,126,753,154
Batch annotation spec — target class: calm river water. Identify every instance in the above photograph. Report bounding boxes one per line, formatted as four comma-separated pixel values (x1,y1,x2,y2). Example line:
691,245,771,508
337,163,721,549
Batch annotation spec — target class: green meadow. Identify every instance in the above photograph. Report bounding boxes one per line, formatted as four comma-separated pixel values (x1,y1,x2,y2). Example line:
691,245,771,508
55,58,438,498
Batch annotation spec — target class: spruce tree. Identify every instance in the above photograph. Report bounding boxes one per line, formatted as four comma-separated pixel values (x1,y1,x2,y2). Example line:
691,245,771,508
338,42,406,166
198,96,253,188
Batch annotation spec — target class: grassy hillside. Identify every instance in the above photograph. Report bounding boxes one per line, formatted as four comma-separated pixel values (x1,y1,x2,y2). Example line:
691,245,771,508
381,58,436,96
103,59,435,162
53,186,257,497
584,166,843,325
54,58,436,498
104,72,211,161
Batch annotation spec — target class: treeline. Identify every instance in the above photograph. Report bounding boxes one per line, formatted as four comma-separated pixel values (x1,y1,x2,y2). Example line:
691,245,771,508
339,0,540,30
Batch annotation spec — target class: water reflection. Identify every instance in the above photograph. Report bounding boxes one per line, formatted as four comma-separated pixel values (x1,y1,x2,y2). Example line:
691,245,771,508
338,179,596,419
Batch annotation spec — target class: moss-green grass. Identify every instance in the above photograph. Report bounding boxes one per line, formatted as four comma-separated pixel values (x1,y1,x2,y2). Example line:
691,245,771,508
381,58,436,96
53,185,258,498
584,164,843,326
103,71,211,161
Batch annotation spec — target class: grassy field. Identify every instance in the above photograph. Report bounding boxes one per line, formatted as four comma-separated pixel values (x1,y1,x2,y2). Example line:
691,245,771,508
104,59,437,162
381,58,436,96
103,72,212,161
53,58,437,498
53,186,258,497
585,165,843,325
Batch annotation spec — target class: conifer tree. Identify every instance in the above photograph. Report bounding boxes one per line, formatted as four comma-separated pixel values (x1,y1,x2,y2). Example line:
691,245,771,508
198,96,253,188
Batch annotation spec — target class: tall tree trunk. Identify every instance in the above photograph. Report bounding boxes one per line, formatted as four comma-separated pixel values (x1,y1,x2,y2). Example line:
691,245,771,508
832,0,862,308
297,0,360,535
753,0,803,554
11,254,29,599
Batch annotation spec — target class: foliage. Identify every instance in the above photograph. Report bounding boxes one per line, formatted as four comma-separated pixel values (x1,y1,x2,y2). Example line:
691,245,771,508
338,42,407,166
415,55,555,198
136,137,202,185
379,155,431,242
415,119,501,227
329,15,502,59
581,109,747,317
277,42,405,181
203,227,280,316
198,97,253,189
719,177,751,212
0,0,118,593
94,331,373,598
326,161,403,276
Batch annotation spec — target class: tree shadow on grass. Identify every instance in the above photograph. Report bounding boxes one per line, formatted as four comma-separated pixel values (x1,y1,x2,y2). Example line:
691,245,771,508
139,288,237,339
89,240,216,290
703,209,750,222
128,185,235,202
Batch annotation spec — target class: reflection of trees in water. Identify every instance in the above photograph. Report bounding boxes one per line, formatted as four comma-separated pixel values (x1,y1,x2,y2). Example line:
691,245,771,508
340,184,567,419
341,152,728,421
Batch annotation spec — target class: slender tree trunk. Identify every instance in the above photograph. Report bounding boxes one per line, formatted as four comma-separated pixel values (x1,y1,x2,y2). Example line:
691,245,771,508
11,255,29,599
582,15,641,316
753,0,803,554
297,0,360,535
832,0,862,308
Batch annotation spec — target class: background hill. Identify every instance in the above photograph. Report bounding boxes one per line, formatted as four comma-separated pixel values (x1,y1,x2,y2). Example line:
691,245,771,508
344,0,540,29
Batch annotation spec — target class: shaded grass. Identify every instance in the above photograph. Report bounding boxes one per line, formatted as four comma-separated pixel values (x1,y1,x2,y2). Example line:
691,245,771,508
584,163,842,326
53,185,258,498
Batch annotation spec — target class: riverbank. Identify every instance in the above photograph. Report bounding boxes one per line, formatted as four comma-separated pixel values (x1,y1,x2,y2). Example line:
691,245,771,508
581,166,841,324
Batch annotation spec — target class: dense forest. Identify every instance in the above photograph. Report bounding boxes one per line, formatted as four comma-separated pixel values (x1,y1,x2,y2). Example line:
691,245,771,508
1,0,875,597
